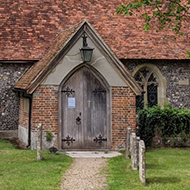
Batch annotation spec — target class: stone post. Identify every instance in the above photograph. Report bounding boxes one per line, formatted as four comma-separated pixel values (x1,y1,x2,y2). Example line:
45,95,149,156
131,133,138,170
136,136,140,168
37,123,42,161
139,140,146,184
125,127,131,158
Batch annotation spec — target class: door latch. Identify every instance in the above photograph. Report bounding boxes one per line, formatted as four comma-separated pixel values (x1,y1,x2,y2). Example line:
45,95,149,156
76,113,81,125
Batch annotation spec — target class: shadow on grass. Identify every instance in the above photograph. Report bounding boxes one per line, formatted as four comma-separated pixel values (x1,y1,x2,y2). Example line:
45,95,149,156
147,176,180,184
146,163,167,170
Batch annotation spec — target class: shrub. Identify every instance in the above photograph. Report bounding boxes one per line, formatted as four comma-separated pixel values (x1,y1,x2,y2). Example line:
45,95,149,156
137,103,190,147
46,131,53,141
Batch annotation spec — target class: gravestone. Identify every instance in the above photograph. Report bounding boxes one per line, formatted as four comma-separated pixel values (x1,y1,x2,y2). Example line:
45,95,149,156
125,127,131,158
131,133,138,170
136,136,140,168
37,123,42,161
139,140,146,183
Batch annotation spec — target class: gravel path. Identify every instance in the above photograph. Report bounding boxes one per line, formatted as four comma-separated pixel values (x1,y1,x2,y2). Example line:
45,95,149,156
60,158,108,190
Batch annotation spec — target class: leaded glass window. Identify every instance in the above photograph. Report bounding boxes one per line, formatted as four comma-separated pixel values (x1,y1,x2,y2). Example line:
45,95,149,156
135,68,158,110
147,84,157,107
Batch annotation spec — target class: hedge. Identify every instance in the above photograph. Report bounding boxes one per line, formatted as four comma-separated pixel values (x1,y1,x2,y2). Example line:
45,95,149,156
137,103,190,147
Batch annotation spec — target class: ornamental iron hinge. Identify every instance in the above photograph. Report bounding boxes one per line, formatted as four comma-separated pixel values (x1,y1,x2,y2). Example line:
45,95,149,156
62,87,75,96
62,135,75,146
93,87,106,94
94,134,107,145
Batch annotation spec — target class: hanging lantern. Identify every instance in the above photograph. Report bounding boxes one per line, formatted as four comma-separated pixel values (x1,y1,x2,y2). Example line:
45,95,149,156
80,34,94,62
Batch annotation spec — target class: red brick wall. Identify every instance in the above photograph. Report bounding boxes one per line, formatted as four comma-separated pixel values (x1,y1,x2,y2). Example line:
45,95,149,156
20,84,137,150
111,86,136,149
32,85,59,133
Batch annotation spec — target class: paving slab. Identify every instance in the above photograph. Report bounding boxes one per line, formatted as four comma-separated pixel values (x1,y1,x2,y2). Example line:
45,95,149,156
65,151,122,158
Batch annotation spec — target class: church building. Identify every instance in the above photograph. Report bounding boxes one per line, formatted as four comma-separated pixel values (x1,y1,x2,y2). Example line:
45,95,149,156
0,1,189,150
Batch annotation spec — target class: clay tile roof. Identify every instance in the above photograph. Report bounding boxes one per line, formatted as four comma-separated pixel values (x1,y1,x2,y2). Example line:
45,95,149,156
0,0,190,60
14,20,143,95
14,20,85,91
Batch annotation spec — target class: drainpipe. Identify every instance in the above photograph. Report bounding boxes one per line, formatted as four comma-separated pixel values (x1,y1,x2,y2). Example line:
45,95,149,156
22,92,32,148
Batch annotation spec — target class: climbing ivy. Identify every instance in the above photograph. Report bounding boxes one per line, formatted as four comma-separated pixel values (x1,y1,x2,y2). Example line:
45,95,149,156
137,103,190,147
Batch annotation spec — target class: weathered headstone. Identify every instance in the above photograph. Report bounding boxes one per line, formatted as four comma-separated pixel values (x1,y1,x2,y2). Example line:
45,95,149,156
125,127,131,158
37,123,42,161
131,133,138,170
139,140,146,184
136,136,140,168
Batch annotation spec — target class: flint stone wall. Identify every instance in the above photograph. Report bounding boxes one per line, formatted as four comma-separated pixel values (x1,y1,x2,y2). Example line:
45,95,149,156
153,136,190,148
0,62,32,130
123,59,190,109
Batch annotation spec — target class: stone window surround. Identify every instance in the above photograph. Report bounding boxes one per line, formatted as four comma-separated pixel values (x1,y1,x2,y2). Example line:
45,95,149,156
132,63,167,107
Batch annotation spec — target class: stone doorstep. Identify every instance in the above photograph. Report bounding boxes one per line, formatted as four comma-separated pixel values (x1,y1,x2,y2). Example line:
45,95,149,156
64,151,122,158
0,130,18,139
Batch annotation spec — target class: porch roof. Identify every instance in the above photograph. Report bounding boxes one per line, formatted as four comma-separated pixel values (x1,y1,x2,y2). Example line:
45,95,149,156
14,21,85,91
14,20,143,95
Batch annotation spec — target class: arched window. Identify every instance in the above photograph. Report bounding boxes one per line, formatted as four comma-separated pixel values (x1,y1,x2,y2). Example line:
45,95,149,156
133,64,167,110
135,68,158,109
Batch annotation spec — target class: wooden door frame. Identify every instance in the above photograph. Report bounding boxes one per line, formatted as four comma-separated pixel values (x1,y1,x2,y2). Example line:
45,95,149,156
58,63,111,150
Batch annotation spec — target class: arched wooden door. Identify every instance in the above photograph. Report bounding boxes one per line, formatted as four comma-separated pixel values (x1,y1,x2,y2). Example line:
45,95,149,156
61,67,109,149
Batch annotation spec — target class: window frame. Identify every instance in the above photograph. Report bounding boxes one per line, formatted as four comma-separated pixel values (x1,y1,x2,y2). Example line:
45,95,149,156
132,64,167,108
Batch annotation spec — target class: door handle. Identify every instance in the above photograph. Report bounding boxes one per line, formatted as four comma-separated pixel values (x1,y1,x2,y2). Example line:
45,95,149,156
76,113,81,125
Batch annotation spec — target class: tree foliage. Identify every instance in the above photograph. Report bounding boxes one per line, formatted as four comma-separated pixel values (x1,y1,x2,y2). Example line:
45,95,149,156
117,0,190,33
116,0,190,56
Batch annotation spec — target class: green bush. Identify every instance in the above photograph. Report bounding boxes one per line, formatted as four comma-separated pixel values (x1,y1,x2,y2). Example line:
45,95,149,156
46,131,53,141
137,103,190,147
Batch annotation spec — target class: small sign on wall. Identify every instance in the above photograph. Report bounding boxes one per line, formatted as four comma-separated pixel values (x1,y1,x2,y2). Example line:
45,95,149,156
68,97,75,108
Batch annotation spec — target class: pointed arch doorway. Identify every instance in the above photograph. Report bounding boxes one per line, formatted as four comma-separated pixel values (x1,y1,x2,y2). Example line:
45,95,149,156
59,65,110,150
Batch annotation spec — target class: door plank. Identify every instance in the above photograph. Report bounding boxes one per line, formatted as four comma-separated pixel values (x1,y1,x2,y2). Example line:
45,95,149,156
83,67,107,149
62,69,83,149
62,67,108,149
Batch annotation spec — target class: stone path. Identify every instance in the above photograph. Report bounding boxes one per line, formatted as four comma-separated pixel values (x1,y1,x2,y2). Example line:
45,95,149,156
65,151,122,158
60,158,108,190
60,151,121,190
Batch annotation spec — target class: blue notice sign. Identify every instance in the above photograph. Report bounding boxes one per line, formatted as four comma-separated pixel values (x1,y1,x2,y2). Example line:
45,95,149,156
68,97,75,108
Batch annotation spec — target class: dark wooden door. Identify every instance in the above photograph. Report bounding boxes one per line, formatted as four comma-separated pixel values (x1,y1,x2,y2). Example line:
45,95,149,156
61,67,107,149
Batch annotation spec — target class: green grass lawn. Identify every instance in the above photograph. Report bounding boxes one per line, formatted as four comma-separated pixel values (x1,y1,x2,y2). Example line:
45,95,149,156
106,148,190,190
0,139,72,190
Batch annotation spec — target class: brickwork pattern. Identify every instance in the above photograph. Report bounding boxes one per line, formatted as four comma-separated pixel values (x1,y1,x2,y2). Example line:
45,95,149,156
32,85,59,133
0,63,31,130
111,86,136,149
0,0,189,60
22,85,137,150
124,60,190,109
